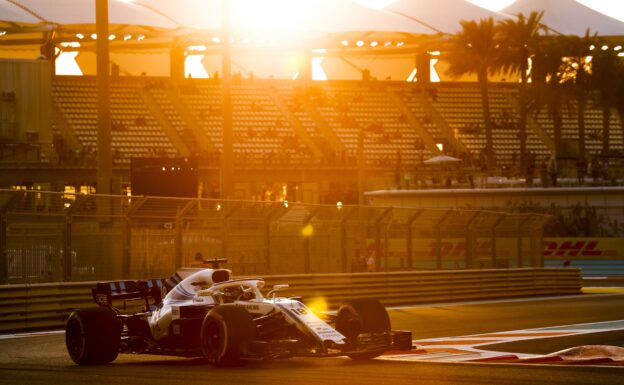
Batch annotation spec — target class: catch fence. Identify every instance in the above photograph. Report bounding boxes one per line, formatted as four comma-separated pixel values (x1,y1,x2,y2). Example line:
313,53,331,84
0,189,550,284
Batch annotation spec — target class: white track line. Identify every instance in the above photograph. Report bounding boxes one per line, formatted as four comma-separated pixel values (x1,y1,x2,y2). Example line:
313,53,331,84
0,330,64,340
383,319,624,363
387,292,623,311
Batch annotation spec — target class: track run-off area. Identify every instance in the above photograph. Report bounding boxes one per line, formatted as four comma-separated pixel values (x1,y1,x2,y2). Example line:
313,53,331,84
1,292,623,385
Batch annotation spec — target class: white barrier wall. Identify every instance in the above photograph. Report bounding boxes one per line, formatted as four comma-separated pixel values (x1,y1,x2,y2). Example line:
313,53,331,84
366,187,624,225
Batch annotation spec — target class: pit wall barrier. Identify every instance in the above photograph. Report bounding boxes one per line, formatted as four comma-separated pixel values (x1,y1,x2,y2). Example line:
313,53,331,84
0,268,581,333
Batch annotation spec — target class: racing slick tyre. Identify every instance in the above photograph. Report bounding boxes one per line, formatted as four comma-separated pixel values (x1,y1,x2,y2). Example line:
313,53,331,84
335,299,391,360
65,307,121,365
200,304,256,367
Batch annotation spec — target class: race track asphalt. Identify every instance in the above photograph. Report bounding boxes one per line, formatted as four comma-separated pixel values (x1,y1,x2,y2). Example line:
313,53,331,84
1,293,622,385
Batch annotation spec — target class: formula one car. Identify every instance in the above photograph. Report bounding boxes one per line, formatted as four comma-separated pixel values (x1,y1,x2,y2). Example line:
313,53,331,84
65,259,412,367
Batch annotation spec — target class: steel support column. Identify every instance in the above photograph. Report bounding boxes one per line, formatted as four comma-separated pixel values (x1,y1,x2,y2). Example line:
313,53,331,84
263,204,285,275
340,207,357,273
516,216,532,268
490,214,507,268
170,39,185,83
220,0,234,199
221,201,240,261
0,213,6,284
464,211,481,269
374,208,392,271
357,131,365,205
96,0,112,195
175,200,197,270
435,210,453,270
405,210,424,270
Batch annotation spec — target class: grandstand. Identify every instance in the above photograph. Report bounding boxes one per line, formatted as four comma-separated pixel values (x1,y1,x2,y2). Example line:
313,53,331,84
48,75,624,167
0,0,624,202
4,75,624,201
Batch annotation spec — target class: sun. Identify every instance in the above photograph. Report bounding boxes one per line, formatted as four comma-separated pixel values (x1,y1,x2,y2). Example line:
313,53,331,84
227,0,306,33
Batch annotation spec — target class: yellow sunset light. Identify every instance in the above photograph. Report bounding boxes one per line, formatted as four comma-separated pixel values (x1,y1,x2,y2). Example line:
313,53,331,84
307,297,328,313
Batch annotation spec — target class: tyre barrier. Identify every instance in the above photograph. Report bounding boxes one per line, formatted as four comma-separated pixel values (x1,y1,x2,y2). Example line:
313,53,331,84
0,268,581,333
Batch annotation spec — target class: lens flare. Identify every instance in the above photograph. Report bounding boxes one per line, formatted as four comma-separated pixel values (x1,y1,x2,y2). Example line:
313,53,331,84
301,224,314,237
307,297,328,313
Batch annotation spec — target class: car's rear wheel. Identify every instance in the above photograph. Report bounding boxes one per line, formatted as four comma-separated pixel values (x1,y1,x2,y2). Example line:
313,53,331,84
65,307,121,365
335,298,391,360
200,305,256,367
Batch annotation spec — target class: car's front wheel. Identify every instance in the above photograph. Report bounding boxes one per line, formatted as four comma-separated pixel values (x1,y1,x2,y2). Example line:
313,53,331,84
200,305,256,367
335,298,391,360
65,307,121,365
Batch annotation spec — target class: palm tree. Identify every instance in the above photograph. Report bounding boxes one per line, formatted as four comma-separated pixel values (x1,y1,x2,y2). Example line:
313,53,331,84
530,35,570,156
497,11,545,170
590,46,624,156
559,30,599,160
446,17,501,167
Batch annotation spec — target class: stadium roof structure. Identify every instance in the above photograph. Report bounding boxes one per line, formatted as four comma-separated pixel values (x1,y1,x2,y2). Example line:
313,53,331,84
502,0,624,36
0,0,437,48
2,0,622,76
387,0,507,35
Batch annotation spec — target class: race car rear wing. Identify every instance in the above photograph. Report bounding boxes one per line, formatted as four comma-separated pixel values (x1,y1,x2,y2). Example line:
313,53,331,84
91,273,182,310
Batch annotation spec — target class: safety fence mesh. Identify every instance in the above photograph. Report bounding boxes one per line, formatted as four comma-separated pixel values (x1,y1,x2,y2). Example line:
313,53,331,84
0,189,549,283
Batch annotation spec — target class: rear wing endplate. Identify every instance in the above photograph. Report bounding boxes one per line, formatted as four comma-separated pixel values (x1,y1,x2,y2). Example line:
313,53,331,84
91,273,182,309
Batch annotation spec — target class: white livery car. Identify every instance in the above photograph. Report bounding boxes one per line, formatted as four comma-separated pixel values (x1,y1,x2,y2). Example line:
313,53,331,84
65,260,412,367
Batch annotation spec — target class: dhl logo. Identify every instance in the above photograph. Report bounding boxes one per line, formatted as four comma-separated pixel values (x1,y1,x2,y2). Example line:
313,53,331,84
543,240,617,258
415,240,618,259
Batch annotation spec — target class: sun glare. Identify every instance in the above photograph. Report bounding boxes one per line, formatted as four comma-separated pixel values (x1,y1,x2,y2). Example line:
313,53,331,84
185,55,209,78
312,49,328,81
306,297,328,313
55,43,82,76
227,0,306,33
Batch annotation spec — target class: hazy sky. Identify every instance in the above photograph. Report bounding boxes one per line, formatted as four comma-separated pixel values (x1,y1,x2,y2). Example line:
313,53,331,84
357,0,624,22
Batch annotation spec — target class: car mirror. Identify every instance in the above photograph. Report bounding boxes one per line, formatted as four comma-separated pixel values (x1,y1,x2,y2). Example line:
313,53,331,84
268,284,289,300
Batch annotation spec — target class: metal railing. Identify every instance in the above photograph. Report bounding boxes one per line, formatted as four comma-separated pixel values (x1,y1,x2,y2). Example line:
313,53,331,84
0,189,550,284
0,268,581,333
